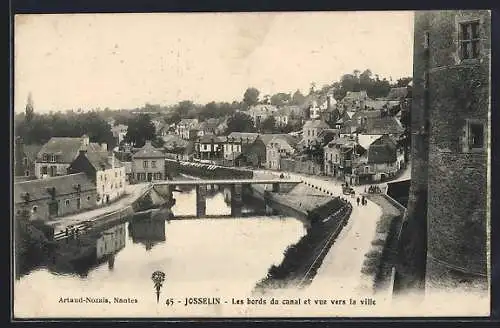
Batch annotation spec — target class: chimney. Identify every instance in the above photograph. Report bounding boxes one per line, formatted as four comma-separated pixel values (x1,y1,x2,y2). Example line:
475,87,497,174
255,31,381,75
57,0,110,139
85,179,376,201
81,134,90,147
101,143,108,152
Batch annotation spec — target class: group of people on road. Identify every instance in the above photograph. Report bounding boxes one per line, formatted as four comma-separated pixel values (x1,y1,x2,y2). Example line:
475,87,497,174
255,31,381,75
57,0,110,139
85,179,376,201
365,185,382,194
356,195,367,206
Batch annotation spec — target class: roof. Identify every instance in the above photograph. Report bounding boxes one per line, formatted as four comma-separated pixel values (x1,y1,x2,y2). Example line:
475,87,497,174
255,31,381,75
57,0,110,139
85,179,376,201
268,134,299,149
386,87,409,100
197,135,225,144
161,135,189,149
84,151,114,170
14,172,96,204
358,134,383,150
360,116,404,135
303,119,330,129
247,104,278,115
343,90,369,101
367,135,397,164
226,132,260,143
178,118,198,126
111,124,128,132
365,99,389,110
132,141,165,159
276,105,302,116
326,135,357,147
37,137,103,163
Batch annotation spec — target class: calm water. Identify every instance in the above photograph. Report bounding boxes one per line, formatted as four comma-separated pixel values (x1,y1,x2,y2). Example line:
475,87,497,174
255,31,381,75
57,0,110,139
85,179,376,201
14,186,306,317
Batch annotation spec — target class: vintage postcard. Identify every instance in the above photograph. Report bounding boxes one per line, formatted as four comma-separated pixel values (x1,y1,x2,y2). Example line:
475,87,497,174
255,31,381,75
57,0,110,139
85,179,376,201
12,10,491,319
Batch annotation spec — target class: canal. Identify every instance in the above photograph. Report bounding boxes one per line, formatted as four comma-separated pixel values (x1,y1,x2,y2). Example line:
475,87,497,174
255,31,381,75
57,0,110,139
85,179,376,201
14,185,307,317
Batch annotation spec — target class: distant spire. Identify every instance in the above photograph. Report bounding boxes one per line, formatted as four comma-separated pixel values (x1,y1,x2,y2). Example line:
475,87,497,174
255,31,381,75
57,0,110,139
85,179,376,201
25,92,34,122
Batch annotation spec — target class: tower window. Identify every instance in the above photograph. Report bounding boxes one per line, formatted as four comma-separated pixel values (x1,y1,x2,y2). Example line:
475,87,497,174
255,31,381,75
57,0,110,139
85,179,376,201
459,21,480,60
462,119,485,152
469,122,484,149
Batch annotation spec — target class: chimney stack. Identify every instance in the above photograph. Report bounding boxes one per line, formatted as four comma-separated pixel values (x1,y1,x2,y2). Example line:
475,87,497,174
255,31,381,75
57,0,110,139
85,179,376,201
101,143,108,152
81,134,90,147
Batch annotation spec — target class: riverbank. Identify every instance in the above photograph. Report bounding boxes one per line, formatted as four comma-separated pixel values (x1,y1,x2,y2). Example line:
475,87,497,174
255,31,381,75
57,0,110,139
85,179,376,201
253,199,352,293
362,193,404,294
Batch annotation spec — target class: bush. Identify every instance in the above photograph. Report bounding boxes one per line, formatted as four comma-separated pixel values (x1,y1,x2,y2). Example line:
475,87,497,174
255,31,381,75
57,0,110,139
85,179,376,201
365,249,381,259
371,238,386,247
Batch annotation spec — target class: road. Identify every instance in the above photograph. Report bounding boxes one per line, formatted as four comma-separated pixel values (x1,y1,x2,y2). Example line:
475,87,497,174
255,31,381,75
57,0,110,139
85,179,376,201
254,166,410,294
47,183,151,234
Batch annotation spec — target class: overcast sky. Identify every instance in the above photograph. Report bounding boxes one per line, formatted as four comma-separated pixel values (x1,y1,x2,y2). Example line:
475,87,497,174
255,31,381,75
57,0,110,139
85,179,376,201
14,11,414,113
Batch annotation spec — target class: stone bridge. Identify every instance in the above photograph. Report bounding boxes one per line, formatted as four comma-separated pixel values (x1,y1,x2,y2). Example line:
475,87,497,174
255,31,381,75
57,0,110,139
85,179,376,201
147,178,302,217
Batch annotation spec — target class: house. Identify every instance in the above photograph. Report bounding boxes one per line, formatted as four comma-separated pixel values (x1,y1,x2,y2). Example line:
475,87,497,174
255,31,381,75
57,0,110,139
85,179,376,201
111,124,128,144
266,135,299,170
68,150,127,205
222,132,260,162
131,141,166,182
247,104,278,126
14,172,97,221
194,135,225,162
342,110,405,139
203,118,220,135
274,105,303,127
356,134,399,182
301,119,330,147
35,135,106,179
386,87,409,101
215,117,229,135
235,133,286,168
323,135,366,181
161,134,193,161
340,90,371,111
14,137,43,179
176,119,199,140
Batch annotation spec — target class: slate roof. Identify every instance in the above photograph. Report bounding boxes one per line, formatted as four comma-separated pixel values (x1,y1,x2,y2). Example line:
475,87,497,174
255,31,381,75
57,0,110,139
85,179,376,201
132,141,165,159
14,172,96,204
226,132,260,143
386,87,409,100
361,116,404,135
303,119,330,129
367,135,397,164
37,137,104,163
161,135,189,149
197,135,226,144
343,90,369,101
268,134,299,149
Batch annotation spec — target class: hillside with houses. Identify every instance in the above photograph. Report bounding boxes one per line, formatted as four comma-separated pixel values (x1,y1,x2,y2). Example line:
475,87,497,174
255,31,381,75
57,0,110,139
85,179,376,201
13,71,412,221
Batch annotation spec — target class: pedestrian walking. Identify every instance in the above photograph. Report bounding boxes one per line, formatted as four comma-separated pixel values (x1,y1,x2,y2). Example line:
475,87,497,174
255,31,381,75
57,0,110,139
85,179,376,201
362,196,366,206
356,197,360,206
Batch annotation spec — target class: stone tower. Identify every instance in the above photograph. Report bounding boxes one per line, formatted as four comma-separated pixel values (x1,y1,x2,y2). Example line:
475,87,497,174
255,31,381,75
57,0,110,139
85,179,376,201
394,10,490,294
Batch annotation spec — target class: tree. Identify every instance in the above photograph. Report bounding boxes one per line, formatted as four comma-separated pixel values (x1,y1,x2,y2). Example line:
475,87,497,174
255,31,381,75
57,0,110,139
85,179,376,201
124,114,156,147
225,112,256,134
25,93,34,123
243,87,260,108
260,116,276,133
177,100,196,118
291,89,306,106
270,93,291,107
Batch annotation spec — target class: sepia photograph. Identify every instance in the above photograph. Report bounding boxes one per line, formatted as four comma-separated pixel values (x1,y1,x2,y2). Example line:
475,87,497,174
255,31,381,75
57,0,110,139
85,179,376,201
12,10,491,318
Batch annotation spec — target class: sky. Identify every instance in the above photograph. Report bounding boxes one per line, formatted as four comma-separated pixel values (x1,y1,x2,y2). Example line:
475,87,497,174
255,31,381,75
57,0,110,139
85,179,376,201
14,11,414,113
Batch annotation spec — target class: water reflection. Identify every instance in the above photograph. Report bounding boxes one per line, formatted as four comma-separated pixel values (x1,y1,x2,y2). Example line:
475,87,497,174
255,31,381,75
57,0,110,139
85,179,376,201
15,186,307,316
128,216,166,251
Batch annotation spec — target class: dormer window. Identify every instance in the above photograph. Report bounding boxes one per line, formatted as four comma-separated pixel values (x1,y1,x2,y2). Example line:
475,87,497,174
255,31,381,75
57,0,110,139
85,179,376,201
42,154,48,161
